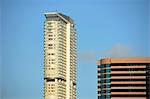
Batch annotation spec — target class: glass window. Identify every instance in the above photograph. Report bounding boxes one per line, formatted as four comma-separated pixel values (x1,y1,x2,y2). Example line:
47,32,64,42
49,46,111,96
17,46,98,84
49,38,53,40
106,64,110,67
48,35,53,37
106,69,110,72
106,79,110,83
106,90,110,93
106,85,110,88
48,44,53,46
100,64,104,68
106,74,110,78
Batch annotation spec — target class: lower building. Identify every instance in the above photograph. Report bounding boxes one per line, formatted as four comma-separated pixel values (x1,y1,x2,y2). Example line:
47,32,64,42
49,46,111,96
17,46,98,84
97,58,150,99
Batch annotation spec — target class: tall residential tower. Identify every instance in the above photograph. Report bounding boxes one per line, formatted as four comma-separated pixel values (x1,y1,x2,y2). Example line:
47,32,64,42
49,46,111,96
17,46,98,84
97,58,150,99
44,12,76,99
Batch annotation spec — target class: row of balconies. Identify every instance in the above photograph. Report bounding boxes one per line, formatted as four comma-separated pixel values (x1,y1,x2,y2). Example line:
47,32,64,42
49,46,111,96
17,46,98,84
70,39,76,45
44,28,55,32
57,21,66,25
58,49,66,54
45,86,66,98
70,60,77,65
70,42,76,47
58,36,66,42
45,54,66,64
58,58,66,64
70,34,76,39
58,32,66,37
58,24,66,29
70,53,77,59
58,52,66,58
58,41,66,47
58,54,66,59
70,73,76,81
44,46,56,50
70,46,76,52
44,40,56,44
70,59,77,66
44,58,58,64
57,29,66,34
58,37,66,42
44,43,66,53
44,46,55,51
44,58,66,64
70,75,76,83
44,65,66,72
45,20,58,24
45,73,66,79
44,35,56,39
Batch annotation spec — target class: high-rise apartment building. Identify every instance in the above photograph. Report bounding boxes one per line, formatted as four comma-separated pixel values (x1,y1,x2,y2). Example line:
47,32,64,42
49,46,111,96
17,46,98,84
97,58,150,99
44,12,76,99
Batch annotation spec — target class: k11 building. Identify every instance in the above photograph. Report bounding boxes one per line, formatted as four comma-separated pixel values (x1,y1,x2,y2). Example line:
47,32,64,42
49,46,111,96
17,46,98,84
44,12,76,99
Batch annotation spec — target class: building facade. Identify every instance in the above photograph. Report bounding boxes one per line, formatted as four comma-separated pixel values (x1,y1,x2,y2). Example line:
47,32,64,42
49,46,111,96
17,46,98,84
97,58,150,99
44,12,76,99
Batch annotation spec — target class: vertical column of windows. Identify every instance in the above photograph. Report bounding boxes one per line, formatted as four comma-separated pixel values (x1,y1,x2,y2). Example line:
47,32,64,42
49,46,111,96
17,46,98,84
70,25,76,99
57,21,66,79
99,64,111,99
44,21,58,78
146,64,150,98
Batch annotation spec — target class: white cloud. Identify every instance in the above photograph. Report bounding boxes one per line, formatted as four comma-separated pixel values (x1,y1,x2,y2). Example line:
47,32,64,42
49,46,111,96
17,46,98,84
78,51,96,62
104,43,132,58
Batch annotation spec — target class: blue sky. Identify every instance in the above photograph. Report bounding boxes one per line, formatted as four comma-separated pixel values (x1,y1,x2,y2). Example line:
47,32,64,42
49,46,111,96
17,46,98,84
1,0,150,99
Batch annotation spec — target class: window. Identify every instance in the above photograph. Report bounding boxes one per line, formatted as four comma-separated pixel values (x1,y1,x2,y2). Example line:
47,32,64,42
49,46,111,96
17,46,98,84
106,74,110,78
106,79,110,83
48,44,53,46
48,35,53,37
100,70,104,73
47,23,51,25
51,68,54,70
47,32,53,34
49,38,53,40
51,90,55,92
100,64,104,68
106,95,110,98
51,87,54,89
106,69,111,72
51,59,55,61
48,29,51,31
48,47,53,49
106,64,110,67
106,85,110,88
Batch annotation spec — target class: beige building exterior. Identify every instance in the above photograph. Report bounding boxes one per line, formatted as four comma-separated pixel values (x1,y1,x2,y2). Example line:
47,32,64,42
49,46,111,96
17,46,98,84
44,12,76,99
97,57,150,99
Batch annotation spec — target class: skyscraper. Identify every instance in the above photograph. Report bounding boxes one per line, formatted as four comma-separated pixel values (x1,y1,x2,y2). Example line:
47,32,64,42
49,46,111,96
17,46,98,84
97,58,150,99
44,12,76,99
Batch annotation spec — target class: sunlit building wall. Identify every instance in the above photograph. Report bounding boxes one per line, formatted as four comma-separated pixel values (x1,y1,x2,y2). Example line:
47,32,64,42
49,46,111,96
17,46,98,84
44,12,76,99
